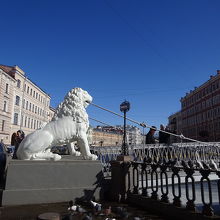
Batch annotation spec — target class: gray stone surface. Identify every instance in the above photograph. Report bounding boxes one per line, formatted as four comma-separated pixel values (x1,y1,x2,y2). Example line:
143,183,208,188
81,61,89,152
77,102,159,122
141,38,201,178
2,157,103,206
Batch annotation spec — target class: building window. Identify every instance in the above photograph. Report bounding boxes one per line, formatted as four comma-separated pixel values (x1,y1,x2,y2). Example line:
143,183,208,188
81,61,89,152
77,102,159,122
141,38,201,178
5,83,9,94
30,88,32,96
23,99,25,108
33,91,35,98
1,120,5,131
27,86,29,94
25,116,27,127
17,79,21,88
21,115,23,127
28,118,30,128
15,96,20,106
3,101,7,112
26,101,28,110
29,103,32,111
14,113,18,125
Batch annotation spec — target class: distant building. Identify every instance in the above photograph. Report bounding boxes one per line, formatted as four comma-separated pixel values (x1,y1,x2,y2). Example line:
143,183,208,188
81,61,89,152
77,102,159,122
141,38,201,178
124,125,143,145
0,65,52,144
91,126,123,147
169,70,220,142
91,125,143,147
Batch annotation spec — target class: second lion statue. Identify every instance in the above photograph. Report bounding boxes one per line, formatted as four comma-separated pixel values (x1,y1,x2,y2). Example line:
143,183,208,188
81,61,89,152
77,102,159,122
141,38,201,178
16,87,98,161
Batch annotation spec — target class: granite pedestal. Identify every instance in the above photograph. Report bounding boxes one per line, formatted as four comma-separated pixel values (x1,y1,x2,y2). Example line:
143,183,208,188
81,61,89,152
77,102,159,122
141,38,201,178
1,157,103,206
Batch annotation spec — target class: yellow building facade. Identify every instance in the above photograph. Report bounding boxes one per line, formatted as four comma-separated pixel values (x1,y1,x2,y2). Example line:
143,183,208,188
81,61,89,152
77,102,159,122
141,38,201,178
0,65,54,144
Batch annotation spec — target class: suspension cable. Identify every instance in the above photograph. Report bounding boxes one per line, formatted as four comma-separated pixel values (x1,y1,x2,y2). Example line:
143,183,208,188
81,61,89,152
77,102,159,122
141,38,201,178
90,102,209,144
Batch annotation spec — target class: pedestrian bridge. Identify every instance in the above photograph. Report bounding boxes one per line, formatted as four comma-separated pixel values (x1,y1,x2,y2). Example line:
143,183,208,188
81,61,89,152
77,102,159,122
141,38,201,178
91,142,220,218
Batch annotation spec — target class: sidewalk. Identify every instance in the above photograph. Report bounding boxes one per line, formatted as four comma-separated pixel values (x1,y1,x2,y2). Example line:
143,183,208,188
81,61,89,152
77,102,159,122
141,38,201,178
0,201,166,220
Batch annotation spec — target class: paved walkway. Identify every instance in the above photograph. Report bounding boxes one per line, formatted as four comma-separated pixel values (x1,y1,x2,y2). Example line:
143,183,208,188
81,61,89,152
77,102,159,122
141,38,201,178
0,201,166,220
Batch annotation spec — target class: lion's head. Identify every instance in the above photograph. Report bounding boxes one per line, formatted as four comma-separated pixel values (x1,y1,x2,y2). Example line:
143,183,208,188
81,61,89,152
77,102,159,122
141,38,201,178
52,88,92,124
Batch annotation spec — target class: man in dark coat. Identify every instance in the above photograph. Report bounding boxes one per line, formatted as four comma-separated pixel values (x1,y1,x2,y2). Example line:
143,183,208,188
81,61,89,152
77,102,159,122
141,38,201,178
159,124,170,144
145,126,157,144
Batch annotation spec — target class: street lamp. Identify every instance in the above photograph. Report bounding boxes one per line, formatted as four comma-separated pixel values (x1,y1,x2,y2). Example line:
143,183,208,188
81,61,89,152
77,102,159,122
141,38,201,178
120,100,130,156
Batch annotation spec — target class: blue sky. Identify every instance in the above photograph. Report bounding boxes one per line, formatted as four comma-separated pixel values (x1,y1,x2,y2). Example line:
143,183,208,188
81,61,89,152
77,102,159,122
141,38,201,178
1,0,220,130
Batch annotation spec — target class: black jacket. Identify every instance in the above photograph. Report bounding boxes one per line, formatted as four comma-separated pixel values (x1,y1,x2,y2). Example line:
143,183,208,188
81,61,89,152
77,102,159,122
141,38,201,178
145,132,156,144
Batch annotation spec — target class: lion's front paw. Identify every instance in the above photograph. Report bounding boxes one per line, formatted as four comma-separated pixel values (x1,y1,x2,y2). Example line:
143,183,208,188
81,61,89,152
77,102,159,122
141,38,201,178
84,154,98,160
72,151,81,157
52,153,62,161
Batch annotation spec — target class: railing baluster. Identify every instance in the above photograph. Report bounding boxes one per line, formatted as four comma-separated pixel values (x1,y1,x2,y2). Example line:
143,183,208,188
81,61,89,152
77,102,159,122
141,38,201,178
216,171,220,208
160,165,169,203
141,162,148,197
200,170,214,216
132,162,139,194
151,164,159,200
185,168,196,211
172,166,182,207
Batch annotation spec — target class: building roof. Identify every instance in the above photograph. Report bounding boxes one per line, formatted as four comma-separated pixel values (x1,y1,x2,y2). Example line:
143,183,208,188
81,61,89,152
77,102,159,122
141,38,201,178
0,64,50,98
0,64,16,78
181,70,220,101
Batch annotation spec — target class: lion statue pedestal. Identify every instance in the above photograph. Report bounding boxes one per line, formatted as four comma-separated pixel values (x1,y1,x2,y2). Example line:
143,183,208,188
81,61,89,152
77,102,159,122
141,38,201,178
2,158,103,206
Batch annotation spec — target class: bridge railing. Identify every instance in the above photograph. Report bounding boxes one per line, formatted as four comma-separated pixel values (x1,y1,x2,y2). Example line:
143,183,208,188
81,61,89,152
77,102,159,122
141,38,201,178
126,161,220,216
91,142,220,177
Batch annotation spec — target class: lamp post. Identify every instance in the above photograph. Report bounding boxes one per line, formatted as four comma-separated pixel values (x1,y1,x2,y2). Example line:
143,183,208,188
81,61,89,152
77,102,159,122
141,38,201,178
120,100,130,156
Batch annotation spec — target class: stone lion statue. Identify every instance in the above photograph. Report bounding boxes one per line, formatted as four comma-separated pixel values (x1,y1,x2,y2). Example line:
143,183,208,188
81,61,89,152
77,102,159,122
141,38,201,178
16,87,97,161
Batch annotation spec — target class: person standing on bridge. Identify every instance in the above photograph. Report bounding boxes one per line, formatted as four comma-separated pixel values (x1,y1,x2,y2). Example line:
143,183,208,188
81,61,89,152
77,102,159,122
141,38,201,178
159,124,170,145
145,126,157,144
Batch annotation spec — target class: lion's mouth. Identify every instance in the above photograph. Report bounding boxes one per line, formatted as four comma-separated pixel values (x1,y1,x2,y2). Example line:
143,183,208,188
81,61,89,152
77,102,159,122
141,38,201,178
85,100,91,104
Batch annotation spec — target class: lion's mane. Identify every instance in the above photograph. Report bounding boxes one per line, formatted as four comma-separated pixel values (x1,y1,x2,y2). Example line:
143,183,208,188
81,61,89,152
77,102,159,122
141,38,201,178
52,88,91,125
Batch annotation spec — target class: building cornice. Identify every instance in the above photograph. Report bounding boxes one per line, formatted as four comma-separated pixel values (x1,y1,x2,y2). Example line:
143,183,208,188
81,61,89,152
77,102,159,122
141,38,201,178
180,71,220,102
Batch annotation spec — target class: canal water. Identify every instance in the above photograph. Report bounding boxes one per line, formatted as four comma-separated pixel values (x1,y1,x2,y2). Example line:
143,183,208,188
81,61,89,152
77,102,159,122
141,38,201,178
145,179,220,215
